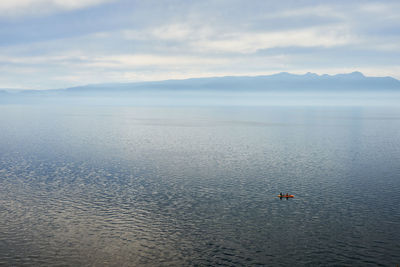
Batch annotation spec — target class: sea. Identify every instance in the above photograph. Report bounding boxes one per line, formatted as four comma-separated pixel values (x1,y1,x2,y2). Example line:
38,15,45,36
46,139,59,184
0,105,399,266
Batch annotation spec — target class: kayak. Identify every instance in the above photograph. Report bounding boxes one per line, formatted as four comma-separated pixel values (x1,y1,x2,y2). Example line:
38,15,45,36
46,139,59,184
278,195,294,198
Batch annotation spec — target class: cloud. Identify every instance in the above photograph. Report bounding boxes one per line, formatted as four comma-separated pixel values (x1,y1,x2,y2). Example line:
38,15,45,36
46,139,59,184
0,53,228,68
84,54,230,68
268,5,344,20
122,24,212,43
196,27,355,54
0,0,113,17
0,54,88,65
359,2,400,17
121,23,355,54
1,0,400,89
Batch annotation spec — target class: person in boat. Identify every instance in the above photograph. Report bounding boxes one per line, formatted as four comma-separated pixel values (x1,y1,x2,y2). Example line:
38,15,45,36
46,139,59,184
285,193,289,197
280,192,283,197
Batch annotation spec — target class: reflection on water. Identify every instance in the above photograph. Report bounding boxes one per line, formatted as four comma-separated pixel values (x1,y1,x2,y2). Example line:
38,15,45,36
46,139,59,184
0,106,399,266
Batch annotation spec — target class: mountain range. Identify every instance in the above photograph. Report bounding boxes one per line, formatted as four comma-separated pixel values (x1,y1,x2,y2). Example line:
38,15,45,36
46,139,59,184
2,72,400,97
1,72,400,105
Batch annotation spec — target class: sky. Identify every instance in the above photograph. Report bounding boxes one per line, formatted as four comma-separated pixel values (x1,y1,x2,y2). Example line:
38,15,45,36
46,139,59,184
0,0,400,89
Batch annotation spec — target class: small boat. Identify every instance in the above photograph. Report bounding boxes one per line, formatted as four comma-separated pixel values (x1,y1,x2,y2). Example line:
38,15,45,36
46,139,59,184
278,195,294,198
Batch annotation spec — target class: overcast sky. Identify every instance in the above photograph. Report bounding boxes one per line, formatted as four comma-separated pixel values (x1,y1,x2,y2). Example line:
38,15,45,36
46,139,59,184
1,0,400,89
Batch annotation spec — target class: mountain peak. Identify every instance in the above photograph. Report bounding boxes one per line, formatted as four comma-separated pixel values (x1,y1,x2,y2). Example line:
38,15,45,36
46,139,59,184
305,72,318,76
349,71,365,77
333,71,365,79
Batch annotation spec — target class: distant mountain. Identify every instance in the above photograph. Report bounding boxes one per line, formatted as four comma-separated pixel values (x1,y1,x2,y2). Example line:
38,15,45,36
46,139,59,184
57,72,400,94
2,72,400,97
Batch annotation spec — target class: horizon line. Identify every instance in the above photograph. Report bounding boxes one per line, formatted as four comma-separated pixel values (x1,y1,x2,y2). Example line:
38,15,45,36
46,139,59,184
2,71,399,92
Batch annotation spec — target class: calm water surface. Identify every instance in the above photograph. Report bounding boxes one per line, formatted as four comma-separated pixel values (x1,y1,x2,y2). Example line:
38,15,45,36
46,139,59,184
0,106,399,266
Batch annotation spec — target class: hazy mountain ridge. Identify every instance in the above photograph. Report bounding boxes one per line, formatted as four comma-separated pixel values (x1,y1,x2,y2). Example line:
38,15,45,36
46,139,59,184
2,72,400,96
1,72,400,106
62,71,400,94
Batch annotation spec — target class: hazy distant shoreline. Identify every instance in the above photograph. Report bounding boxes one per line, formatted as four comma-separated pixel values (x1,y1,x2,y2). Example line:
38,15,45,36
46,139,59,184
1,72,400,106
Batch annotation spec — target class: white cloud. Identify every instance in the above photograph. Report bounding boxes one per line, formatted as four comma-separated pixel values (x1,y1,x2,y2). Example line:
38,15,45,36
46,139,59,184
359,2,400,16
122,24,212,42
0,0,113,17
269,5,345,20
1,1,400,89
0,52,90,66
0,51,228,68
121,22,356,54
86,54,229,68
194,27,355,54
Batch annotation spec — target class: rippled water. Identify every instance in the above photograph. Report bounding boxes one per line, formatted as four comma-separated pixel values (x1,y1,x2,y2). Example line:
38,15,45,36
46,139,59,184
0,105,399,266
